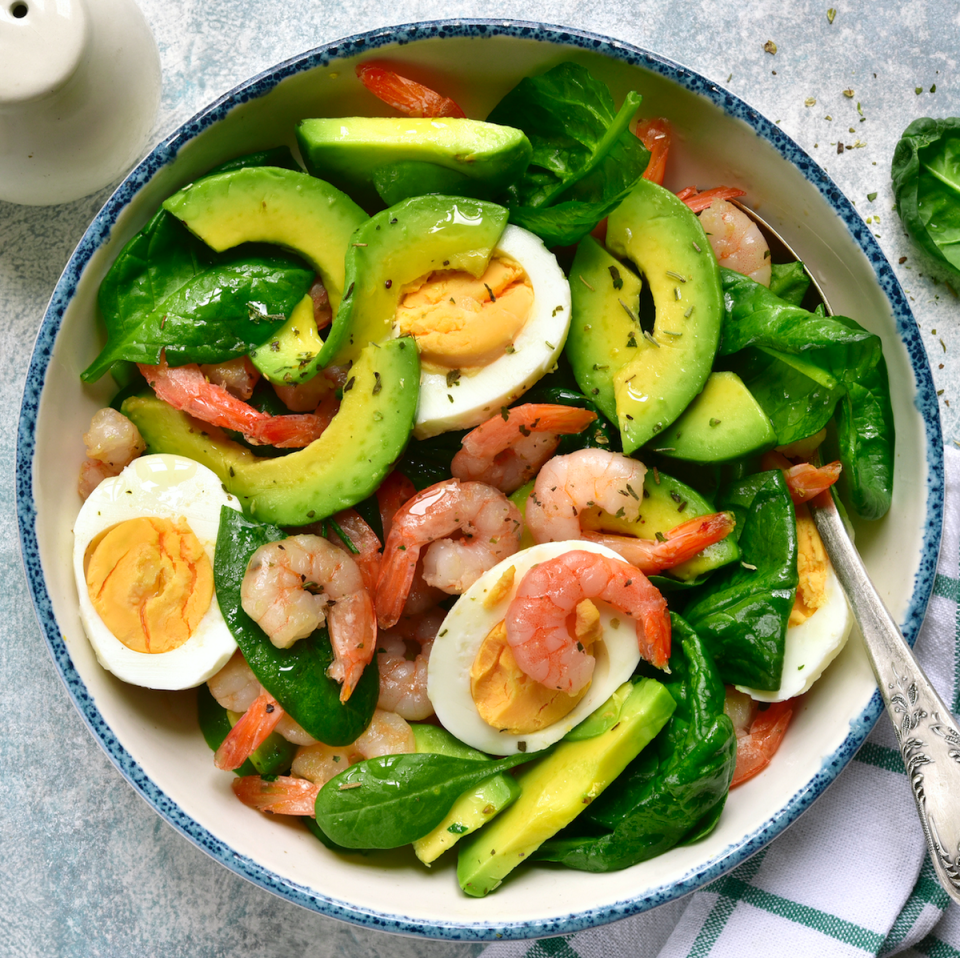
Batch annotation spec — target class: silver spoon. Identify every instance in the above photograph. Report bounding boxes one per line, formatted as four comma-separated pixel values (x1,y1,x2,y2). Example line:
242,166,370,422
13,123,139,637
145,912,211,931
737,202,960,906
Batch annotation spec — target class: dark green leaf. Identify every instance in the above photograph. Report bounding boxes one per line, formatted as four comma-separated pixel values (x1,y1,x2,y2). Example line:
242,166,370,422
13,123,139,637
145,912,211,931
892,117,960,285
213,507,379,746
768,261,811,306
683,471,797,689
507,191,636,248
315,750,543,849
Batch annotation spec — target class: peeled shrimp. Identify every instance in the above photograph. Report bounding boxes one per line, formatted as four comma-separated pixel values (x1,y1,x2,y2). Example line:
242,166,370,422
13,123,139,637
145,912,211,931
232,709,416,814
241,534,376,701
78,408,146,499
725,688,796,787
582,511,736,575
138,354,331,448
675,185,747,213
451,404,598,494
525,449,648,544
198,356,260,400
506,549,671,694
698,199,771,287
377,610,444,720
375,479,522,629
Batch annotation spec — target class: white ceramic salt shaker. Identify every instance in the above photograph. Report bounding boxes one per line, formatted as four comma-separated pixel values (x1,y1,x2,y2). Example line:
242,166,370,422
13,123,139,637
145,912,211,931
0,0,161,205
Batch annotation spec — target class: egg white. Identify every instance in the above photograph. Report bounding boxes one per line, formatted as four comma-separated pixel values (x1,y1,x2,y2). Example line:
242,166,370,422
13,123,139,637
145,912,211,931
412,224,572,439
737,563,853,703
73,454,241,690
428,540,645,755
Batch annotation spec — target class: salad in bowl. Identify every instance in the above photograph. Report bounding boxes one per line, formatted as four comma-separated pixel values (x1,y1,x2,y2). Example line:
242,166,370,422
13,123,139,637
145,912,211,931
19,22,941,939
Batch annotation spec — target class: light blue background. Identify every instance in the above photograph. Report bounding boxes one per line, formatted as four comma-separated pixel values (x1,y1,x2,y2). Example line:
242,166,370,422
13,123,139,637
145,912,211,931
2,1,957,955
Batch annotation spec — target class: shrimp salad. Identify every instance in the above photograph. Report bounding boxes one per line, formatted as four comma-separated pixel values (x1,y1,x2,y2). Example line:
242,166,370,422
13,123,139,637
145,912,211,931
73,60,893,895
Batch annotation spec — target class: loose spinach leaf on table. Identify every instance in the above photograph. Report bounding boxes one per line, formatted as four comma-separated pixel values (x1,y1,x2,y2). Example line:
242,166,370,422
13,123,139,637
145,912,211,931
486,62,649,247
213,507,379,746
315,750,545,849
718,268,894,520
682,469,797,690
892,117,960,285
534,616,735,871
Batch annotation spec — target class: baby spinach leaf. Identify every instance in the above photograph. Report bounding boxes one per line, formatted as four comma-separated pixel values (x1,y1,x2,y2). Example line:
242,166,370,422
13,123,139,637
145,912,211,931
768,261,811,306
486,62,648,246
892,117,960,285
83,258,313,381
314,750,544,849
213,507,379,746
534,616,735,871
718,268,894,519
682,470,797,690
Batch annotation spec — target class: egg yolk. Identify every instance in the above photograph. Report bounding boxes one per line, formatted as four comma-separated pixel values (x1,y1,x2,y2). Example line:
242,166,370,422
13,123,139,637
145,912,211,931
394,255,534,372
85,516,214,654
470,600,601,734
791,504,828,626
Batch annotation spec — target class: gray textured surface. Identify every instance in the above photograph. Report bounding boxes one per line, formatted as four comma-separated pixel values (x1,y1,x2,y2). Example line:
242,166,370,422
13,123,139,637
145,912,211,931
2,1,956,955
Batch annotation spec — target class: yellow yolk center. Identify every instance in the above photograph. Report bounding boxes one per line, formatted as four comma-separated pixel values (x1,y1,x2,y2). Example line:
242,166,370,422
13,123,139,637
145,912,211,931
470,600,601,734
395,255,534,372
85,516,214,654
791,504,829,626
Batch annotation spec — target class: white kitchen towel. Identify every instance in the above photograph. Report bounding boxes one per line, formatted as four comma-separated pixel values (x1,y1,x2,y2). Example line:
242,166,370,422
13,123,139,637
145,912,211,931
481,447,960,958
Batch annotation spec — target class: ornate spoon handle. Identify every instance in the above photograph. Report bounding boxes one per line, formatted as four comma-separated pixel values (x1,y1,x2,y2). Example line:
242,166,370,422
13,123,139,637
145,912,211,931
811,493,960,905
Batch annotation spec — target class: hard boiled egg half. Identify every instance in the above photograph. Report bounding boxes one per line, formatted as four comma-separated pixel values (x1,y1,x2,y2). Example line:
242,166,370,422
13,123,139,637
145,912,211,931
73,454,241,690
738,505,853,702
428,540,645,755
396,224,571,439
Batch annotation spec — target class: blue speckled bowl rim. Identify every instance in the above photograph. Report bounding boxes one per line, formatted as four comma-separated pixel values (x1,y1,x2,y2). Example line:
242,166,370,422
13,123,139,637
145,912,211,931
15,18,944,942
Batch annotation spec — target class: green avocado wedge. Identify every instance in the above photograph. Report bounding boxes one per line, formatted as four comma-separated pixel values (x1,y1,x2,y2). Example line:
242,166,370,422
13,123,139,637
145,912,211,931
323,194,509,366
122,337,420,526
213,507,379,746
601,179,723,454
297,117,532,209
162,166,368,315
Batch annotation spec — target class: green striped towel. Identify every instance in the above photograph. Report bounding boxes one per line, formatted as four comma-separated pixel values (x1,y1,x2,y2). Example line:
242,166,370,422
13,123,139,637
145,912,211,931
481,447,960,958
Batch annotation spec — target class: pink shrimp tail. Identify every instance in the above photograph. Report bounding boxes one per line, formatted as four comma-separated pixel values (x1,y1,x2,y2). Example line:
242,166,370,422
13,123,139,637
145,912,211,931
139,354,330,449
376,471,417,542
677,186,747,213
328,509,382,593
761,451,842,504
731,698,795,788
214,691,284,770
327,591,377,702
232,775,321,815
583,511,736,575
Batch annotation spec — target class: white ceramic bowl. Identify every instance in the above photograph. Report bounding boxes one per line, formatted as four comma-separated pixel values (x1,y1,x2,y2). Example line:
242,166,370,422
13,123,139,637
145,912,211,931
16,20,943,941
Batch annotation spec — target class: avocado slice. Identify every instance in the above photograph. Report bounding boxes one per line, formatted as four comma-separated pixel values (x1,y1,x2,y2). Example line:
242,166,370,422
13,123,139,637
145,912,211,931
297,117,532,209
574,179,722,455
323,194,510,366
248,293,325,385
654,371,777,463
122,337,420,526
456,677,676,897
410,725,521,865
566,235,645,424
161,166,368,314
579,469,740,581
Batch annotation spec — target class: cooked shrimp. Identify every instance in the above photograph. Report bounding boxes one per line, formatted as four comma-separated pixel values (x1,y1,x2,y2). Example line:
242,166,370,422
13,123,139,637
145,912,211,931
241,534,375,701
506,549,671,694
676,185,747,213
377,610,444,720
375,470,417,542
215,689,283,770
198,356,260,400
761,450,842,504
231,709,415,815
375,479,522,629
636,117,672,186
525,448,647,544
207,649,261,714
725,688,795,787
78,407,146,499
451,404,598,494
583,511,736,575
138,354,329,448
322,508,383,594
356,62,466,118
698,198,771,286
